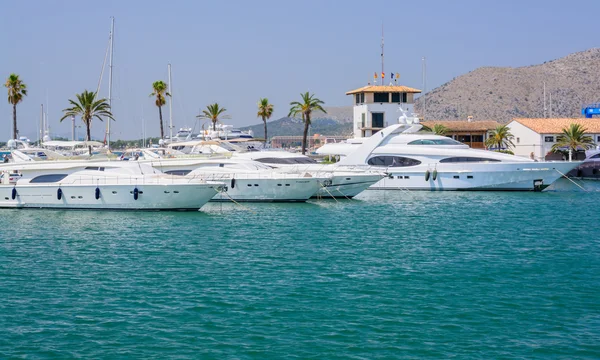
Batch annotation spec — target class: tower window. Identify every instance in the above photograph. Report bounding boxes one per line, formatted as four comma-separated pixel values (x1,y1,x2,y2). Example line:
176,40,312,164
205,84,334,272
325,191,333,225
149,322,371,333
373,92,389,103
371,113,384,128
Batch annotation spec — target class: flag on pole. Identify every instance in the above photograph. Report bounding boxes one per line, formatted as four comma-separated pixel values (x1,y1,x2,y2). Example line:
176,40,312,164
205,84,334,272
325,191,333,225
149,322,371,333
374,72,378,79
395,73,400,79
391,72,394,79
381,72,385,78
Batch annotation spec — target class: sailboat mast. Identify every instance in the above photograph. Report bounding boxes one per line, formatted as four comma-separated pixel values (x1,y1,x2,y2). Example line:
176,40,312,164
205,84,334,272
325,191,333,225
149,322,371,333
543,81,546,118
168,63,173,141
39,104,43,144
422,57,427,121
107,16,114,148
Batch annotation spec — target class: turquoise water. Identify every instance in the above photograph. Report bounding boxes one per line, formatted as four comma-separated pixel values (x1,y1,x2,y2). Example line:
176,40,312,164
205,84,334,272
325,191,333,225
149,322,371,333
1,187,599,359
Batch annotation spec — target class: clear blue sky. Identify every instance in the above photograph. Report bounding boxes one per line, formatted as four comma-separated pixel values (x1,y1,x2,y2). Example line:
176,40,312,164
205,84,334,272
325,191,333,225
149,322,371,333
1,0,598,141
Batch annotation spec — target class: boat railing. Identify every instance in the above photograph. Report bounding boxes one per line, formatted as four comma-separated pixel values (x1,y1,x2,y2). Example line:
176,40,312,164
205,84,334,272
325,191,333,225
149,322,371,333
185,171,319,181
69,173,211,186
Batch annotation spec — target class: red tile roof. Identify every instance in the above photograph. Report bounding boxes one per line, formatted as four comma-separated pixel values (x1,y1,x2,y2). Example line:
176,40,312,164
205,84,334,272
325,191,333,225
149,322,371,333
346,85,422,95
421,120,501,132
512,118,600,133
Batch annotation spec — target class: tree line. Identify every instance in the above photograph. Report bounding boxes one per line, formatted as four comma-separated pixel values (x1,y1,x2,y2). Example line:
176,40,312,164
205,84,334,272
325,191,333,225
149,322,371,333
5,73,325,155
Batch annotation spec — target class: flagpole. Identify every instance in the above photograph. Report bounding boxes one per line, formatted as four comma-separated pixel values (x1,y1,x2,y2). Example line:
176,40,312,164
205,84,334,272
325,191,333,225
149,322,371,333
381,22,384,86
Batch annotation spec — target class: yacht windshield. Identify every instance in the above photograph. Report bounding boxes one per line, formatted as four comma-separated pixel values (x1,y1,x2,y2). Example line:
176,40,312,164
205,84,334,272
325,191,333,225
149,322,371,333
367,156,421,167
219,142,238,151
255,157,317,165
408,138,463,145
440,157,501,163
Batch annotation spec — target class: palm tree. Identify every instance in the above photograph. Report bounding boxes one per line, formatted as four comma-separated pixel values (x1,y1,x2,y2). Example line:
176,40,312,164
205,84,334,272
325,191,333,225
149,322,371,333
257,98,274,143
150,80,170,140
432,124,449,136
419,124,432,132
197,103,229,131
4,73,27,140
485,125,515,151
288,92,326,155
551,123,596,161
60,90,114,155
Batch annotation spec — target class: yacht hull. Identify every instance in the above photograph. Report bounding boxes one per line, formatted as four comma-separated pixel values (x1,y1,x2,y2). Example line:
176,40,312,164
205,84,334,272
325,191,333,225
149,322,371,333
313,174,383,198
0,183,220,210
208,177,322,202
369,162,575,191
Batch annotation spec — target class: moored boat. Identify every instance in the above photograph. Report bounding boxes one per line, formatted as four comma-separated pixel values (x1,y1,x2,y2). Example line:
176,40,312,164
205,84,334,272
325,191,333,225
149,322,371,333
0,161,223,210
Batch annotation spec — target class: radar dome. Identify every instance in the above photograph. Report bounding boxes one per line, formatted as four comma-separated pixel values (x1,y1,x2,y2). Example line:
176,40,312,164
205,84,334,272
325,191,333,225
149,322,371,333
6,139,16,149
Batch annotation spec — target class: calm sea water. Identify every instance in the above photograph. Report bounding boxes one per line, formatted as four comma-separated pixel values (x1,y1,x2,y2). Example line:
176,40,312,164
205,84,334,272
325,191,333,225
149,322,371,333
1,184,599,359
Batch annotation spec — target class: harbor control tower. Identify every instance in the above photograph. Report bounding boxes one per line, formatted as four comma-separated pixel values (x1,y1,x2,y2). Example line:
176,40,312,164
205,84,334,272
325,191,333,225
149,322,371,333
346,84,421,138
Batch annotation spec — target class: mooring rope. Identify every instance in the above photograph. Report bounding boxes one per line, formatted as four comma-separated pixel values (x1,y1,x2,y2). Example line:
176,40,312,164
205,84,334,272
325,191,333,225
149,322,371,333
215,187,257,213
555,169,587,192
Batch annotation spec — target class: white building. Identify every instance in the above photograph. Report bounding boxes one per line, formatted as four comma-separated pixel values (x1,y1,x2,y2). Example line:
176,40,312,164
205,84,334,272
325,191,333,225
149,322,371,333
346,85,421,138
507,118,600,160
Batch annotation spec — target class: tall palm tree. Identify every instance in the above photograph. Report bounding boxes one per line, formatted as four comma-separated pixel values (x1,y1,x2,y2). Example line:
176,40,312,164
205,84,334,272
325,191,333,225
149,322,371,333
551,123,596,161
485,125,515,151
4,73,27,140
197,103,229,131
432,124,449,136
257,98,274,143
288,92,326,155
150,80,170,140
60,90,114,155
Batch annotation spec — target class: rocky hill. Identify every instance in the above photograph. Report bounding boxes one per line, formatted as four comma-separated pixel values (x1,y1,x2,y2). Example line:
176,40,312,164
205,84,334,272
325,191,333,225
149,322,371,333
240,106,353,139
414,48,600,123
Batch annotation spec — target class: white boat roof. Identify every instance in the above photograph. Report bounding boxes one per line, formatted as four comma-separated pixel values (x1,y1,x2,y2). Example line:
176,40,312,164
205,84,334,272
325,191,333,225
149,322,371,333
43,140,104,147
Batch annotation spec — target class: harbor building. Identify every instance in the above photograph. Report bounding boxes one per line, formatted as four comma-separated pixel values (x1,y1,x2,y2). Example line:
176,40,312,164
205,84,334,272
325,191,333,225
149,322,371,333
420,120,501,149
507,118,600,160
346,85,421,138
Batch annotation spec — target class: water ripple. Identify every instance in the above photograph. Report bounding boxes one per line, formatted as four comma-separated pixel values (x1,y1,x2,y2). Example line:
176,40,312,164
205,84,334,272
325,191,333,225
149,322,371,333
1,190,599,358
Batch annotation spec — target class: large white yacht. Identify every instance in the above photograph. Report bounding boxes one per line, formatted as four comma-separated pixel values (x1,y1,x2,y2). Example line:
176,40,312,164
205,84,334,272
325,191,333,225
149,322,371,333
0,160,223,210
317,122,579,191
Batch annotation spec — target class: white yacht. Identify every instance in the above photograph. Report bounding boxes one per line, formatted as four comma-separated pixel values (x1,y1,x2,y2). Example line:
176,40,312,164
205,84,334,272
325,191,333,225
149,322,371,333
313,83,581,191
234,151,385,198
199,124,254,140
162,127,193,145
142,156,330,202
0,160,223,210
317,122,579,191
42,140,107,157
